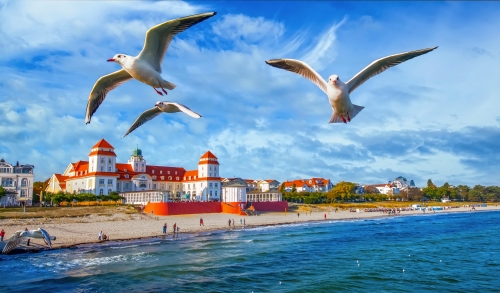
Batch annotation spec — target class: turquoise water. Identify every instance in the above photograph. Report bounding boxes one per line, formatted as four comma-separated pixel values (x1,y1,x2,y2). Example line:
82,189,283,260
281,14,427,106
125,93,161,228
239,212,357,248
1,211,500,292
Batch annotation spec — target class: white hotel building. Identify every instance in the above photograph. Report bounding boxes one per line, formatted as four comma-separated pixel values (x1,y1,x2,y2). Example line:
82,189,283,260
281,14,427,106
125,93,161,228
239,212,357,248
45,139,222,202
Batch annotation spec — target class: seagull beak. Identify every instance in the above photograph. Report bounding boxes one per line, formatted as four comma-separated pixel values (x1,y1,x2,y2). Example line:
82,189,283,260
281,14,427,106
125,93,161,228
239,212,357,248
107,58,115,62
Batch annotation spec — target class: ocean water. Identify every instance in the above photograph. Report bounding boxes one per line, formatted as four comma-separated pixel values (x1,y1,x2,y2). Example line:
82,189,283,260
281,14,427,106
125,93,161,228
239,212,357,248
1,211,500,293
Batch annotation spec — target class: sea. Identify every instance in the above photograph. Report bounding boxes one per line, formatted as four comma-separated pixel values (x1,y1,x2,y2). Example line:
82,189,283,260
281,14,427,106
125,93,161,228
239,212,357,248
1,210,499,293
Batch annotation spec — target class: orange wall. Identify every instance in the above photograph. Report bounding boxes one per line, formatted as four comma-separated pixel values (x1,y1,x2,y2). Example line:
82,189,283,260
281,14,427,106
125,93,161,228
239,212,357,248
144,201,289,216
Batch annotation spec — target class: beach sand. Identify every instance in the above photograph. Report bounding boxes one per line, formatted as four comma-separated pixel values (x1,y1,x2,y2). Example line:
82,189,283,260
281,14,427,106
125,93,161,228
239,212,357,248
1,205,499,250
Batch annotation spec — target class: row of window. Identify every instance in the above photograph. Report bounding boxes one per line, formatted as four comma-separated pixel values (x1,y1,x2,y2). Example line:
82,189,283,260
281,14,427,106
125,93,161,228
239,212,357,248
1,178,30,187
99,179,114,185
151,170,177,175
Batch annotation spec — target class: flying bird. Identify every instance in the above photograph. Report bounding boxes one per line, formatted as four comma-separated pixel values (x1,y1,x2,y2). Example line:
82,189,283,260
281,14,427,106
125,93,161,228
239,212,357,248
265,46,437,123
122,101,202,138
85,12,217,124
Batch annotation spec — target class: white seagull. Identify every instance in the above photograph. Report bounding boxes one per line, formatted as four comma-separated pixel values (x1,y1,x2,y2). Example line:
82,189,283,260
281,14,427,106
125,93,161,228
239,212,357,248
265,46,437,123
122,101,202,138
2,228,56,254
85,12,217,124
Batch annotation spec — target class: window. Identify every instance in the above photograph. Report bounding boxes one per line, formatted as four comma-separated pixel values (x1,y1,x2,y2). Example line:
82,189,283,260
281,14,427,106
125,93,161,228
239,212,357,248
153,184,156,189
215,183,218,188
176,185,179,190
175,171,177,175
152,170,155,174
125,183,129,190
117,183,120,190
99,179,105,185
168,184,172,190
188,184,190,189
101,167,104,171
168,176,172,180
209,183,213,188
160,171,162,174
160,184,164,190
108,179,113,184
100,189,103,195
125,174,129,179
176,177,179,180
161,176,164,180
108,158,112,164
108,189,112,194
21,178,28,187
168,171,170,174
101,158,104,163
108,166,111,172
215,190,218,197
183,177,186,180
139,183,146,188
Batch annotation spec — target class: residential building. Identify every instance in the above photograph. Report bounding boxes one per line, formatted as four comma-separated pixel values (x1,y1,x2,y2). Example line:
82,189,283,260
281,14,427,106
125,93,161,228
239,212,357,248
283,178,333,192
0,158,35,206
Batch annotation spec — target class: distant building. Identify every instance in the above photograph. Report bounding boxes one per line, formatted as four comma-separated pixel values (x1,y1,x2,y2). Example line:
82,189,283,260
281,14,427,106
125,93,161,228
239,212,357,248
0,158,35,206
364,176,416,196
221,177,282,202
283,178,333,192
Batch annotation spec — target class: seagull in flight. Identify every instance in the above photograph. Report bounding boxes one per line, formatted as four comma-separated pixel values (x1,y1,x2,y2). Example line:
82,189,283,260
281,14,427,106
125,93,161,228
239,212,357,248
122,101,202,138
265,46,437,123
85,12,216,124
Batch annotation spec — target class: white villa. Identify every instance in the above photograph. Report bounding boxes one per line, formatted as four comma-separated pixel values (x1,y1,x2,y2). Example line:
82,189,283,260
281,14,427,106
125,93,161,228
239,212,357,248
45,139,222,202
283,178,334,192
221,177,282,202
0,158,35,206
364,176,417,195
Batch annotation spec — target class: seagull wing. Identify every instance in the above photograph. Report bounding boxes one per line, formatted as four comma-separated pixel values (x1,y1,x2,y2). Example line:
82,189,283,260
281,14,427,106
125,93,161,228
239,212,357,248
2,231,24,254
122,107,163,138
39,228,52,249
138,12,217,72
85,69,132,124
346,46,438,94
168,102,202,118
265,59,328,94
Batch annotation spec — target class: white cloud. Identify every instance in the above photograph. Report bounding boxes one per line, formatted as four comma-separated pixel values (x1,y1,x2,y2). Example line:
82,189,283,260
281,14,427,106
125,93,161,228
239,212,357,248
212,14,284,43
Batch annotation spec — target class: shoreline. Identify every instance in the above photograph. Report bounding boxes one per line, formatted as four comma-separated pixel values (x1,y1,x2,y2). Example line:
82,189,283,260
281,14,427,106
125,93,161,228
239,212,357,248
1,206,499,254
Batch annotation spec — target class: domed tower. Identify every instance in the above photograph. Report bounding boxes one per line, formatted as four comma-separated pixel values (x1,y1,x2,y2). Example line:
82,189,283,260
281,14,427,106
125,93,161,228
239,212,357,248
128,146,147,172
88,139,117,173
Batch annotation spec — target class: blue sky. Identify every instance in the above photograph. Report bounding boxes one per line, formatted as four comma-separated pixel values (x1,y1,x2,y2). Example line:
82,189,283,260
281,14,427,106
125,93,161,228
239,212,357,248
1,0,500,187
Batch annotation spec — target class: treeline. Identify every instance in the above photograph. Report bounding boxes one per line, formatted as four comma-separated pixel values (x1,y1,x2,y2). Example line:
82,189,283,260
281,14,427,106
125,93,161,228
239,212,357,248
37,191,124,206
422,180,500,202
281,180,500,203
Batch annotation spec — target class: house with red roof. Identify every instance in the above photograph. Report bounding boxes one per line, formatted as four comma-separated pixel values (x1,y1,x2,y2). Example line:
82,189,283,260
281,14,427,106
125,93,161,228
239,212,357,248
282,178,333,192
45,139,221,202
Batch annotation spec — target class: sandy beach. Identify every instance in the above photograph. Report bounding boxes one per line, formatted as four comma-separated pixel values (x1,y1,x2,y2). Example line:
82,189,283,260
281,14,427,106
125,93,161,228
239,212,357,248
1,205,499,251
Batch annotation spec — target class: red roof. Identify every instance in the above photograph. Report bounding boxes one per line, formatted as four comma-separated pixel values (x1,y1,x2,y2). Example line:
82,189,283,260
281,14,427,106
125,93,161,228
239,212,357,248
146,165,186,181
54,174,69,183
88,150,117,157
92,139,114,149
184,170,198,180
200,151,217,159
72,161,89,172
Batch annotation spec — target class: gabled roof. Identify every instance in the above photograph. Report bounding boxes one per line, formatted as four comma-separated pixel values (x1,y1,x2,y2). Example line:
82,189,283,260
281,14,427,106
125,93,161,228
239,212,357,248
92,139,114,149
184,170,198,179
146,165,186,181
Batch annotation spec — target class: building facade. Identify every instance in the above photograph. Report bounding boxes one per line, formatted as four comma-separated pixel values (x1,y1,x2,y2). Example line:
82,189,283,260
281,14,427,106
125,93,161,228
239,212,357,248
45,139,222,202
0,158,35,206
283,178,333,192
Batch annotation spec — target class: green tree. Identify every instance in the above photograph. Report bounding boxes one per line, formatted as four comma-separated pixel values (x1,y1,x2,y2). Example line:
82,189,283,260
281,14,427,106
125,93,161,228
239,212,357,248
328,181,356,202
279,183,285,193
0,186,7,198
291,184,297,193
427,179,436,188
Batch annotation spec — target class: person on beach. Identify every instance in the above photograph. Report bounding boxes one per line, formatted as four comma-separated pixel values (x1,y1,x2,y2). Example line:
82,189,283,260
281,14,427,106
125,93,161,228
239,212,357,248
324,213,326,220
232,219,235,227
163,223,167,234
173,223,177,233
0,228,5,241
228,219,231,227
243,218,246,227
98,230,103,241
240,219,242,225
200,218,204,226
297,213,300,218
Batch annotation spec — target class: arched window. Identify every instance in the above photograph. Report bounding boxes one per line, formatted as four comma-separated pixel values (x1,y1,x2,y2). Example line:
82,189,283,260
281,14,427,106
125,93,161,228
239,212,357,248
21,190,26,196
1,178,12,187
108,189,112,194
21,178,28,187
139,183,146,188
99,189,103,195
